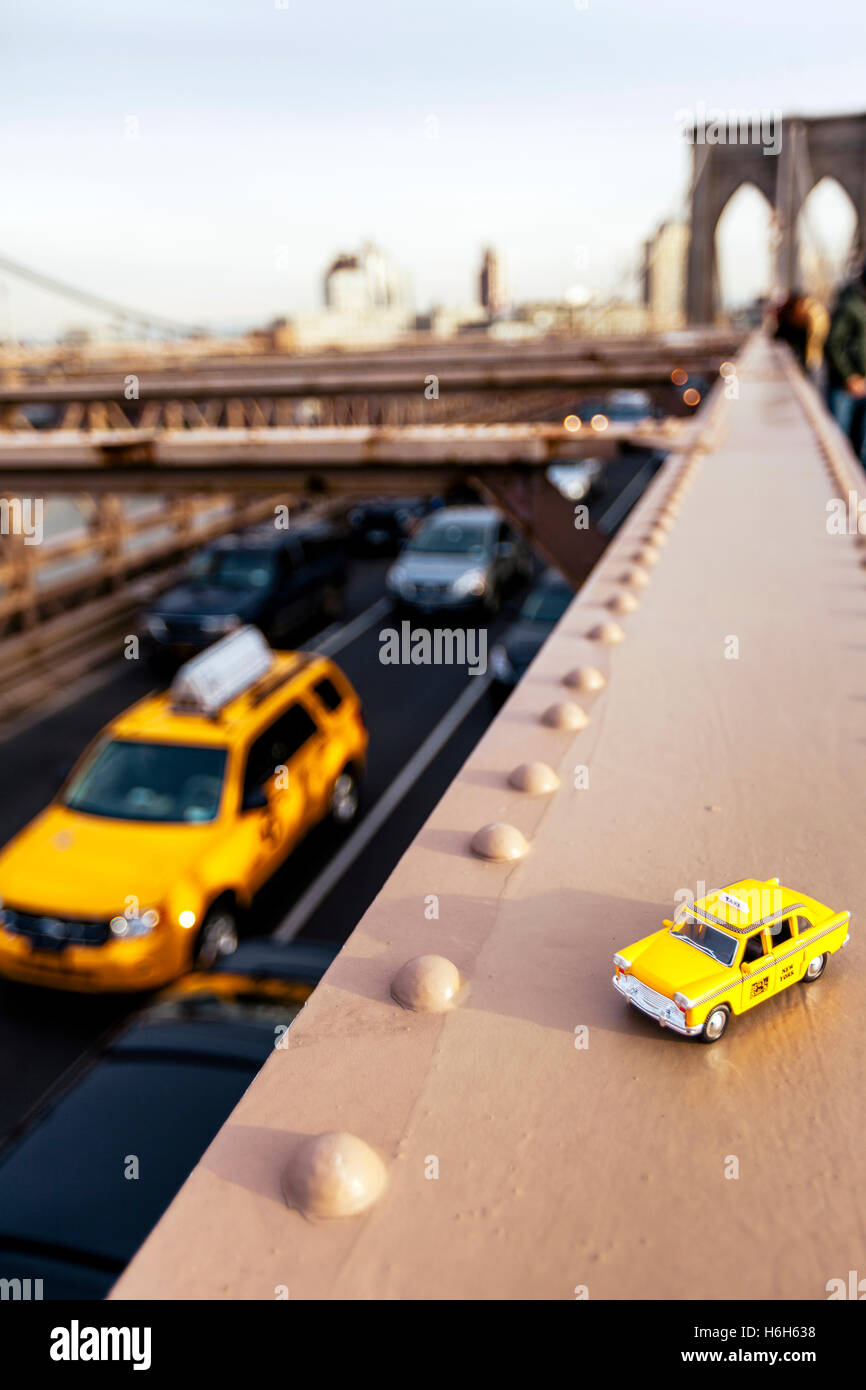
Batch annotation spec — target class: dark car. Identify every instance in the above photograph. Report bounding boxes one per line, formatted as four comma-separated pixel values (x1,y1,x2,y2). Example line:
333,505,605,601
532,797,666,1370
346,496,433,554
488,568,574,688
0,938,336,1299
143,520,347,666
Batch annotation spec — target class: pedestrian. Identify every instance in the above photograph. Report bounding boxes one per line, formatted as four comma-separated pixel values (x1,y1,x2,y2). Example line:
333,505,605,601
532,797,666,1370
825,263,866,462
773,290,828,380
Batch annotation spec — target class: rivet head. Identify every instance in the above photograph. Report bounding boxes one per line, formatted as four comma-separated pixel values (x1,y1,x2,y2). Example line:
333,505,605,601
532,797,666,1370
542,700,588,730
606,590,639,615
392,954,461,1012
563,665,606,692
647,528,669,548
632,546,660,567
654,514,675,531
282,1132,387,1220
588,620,625,644
471,822,529,860
618,566,650,588
509,760,560,794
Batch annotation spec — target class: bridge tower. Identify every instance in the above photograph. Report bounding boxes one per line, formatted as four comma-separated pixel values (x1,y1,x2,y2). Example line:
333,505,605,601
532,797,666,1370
685,111,866,323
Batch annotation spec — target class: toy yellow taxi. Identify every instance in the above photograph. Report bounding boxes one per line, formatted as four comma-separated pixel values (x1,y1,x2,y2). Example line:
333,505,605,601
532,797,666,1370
0,627,367,992
613,878,850,1042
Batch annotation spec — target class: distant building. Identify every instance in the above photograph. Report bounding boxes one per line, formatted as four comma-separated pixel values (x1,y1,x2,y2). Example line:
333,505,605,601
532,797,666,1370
479,247,507,318
642,222,688,329
323,242,408,314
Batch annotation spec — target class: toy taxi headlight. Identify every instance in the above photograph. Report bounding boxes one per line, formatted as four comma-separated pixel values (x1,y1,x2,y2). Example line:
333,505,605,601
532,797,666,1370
110,908,159,939
170,626,274,717
673,991,691,1011
613,954,631,971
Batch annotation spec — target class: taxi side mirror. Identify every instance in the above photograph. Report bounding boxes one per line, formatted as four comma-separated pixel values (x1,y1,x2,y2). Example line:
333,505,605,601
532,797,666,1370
241,785,268,812
662,919,673,929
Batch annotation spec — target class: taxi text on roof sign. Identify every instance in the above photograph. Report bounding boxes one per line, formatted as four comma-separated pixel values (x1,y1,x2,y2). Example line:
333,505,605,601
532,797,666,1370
170,626,274,717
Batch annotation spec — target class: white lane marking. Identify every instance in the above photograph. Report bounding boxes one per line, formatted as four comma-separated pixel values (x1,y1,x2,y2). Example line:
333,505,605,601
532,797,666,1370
299,620,340,651
310,597,391,657
272,671,493,941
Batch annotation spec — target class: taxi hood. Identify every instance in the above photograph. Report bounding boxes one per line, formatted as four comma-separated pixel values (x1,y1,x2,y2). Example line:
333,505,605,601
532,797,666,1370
627,929,730,998
0,807,210,918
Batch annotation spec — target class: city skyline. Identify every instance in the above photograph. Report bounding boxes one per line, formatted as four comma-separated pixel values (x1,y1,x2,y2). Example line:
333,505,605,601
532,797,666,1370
2,0,865,338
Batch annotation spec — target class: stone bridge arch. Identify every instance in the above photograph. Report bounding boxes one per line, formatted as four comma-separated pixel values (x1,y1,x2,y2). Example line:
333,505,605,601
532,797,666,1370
686,112,866,322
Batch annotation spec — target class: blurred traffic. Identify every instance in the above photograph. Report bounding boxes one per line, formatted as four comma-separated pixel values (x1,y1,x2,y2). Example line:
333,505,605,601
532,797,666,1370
0,431,667,1292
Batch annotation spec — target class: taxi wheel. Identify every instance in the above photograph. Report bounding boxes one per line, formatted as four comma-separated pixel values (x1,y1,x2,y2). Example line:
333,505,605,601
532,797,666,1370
195,902,239,968
700,1004,730,1044
803,953,827,982
329,769,360,827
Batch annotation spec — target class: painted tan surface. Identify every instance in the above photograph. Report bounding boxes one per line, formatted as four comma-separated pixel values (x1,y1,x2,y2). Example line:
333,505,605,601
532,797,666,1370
111,341,866,1300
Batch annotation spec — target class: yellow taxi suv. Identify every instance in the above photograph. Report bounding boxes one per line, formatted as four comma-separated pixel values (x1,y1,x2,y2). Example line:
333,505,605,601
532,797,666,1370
0,627,367,992
613,878,851,1043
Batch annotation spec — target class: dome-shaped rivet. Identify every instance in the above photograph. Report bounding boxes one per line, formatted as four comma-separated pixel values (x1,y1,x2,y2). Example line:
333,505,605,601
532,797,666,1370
542,700,588,730
563,664,606,692
587,620,625,644
282,1132,387,1220
509,761,560,794
647,528,669,548
392,954,461,1012
632,546,660,567
471,822,529,861
654,513,675,531
606,590,639,615
618,566,650,589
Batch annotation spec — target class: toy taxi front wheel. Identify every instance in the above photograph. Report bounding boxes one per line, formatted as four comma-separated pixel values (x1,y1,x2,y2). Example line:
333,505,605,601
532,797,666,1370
802,953,827,982
700,1004,731,1044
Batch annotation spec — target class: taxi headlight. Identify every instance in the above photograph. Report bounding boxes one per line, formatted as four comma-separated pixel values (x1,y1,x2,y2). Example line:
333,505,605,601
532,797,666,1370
387,565,409,594
613,953,631,970
673,991,691,1011
453,568,486,597
110,908,160,939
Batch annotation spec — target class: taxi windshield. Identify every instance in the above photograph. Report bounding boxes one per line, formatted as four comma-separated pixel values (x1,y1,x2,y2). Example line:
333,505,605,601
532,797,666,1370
63,740,227,823
669,915,738,967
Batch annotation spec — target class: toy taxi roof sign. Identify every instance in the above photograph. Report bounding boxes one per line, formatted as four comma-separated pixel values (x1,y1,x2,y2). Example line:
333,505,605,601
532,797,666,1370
680,878,793,935
169,626,275,717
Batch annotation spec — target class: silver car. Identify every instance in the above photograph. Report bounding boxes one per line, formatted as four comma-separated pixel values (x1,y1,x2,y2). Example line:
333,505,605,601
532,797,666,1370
386,506,530,615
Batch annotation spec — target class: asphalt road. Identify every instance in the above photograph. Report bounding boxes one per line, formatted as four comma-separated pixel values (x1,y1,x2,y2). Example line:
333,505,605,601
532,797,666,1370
0,455,658,1145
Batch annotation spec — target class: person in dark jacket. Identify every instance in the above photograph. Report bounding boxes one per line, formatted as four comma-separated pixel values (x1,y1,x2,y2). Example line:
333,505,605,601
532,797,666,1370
825,265,866,462
773,290,829,379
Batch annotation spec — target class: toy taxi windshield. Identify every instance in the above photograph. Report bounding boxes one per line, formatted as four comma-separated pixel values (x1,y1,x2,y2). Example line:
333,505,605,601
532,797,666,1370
669,914,738,967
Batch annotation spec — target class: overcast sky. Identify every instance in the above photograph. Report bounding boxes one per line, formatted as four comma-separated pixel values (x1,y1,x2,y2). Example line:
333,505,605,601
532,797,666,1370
1,0,864,338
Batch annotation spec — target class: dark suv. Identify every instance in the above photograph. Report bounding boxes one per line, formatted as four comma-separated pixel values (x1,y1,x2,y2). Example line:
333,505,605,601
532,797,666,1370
143,521,347,665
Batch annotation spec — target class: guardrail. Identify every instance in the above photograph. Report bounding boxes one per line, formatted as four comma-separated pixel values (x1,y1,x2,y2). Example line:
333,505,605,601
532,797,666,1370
0,495,282,723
